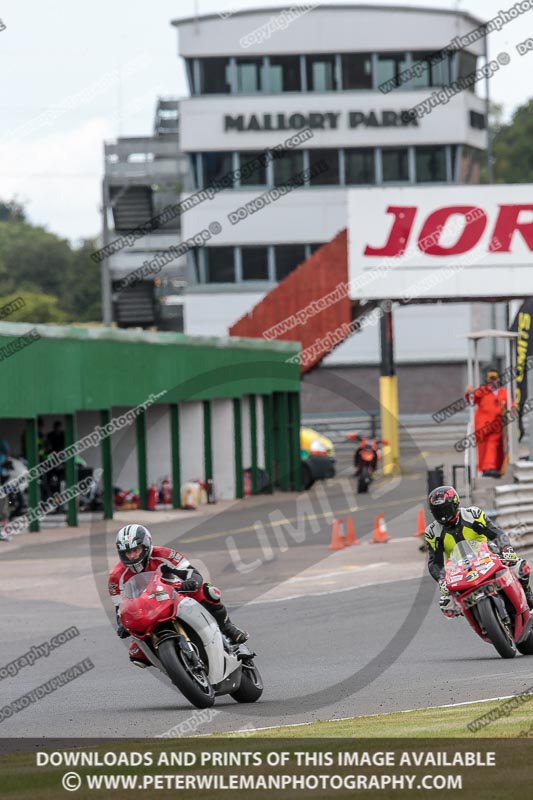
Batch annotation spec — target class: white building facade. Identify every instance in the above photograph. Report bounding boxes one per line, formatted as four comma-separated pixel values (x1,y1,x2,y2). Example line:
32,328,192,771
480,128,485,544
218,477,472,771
173,4,496,366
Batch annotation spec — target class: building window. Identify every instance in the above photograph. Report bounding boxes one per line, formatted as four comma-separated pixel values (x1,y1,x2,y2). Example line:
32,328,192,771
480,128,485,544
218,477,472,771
415,146,447,182
469,110,486,130
205,248,235,283
201,152,234,188
309,149,340,185
341,53,372,89
238,152,267,186
376,52,409,90
457,51,477,90
308,243,324,255
199,58,231,94
458,146,484,184
429,51,453,87
241,246,269,280
306,54,337,91
235,58,264,93
382,147,409,182
273,149,305,186
345,148,375,184
275,245,307,281
267,56,302,92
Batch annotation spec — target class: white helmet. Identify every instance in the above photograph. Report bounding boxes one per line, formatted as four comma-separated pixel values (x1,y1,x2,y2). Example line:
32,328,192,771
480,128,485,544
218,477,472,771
116,524,152,573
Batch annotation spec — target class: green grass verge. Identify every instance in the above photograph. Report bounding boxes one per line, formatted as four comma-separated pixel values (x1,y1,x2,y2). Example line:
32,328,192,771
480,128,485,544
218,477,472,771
220,698,533,738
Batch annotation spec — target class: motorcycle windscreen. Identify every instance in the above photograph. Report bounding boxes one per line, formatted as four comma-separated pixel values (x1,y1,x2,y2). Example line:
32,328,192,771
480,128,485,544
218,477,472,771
177,598,226,685
123,571,155,599
448,539,489,567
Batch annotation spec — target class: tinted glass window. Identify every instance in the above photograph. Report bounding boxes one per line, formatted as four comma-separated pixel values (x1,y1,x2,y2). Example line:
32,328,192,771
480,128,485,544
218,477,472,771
202,153,234,188
275,245,307,281
376,52,409,90
267,56,302,92
238,152,267,186
205,248,235,283
382,148,409,182
345,148,375,184
416,146,447,182
236,58,264,93
241,247,269,280
273,149,304,186
457,51,477,90
309,149,339,185
199,58,231,94
341,53,372,89
306,55,337,91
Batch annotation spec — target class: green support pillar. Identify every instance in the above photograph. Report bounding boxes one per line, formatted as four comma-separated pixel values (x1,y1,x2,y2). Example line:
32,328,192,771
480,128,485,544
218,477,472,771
289,392,303,492
275,392,290,491
100,409,113,520
170,403,181,509
262,395,274,494
25,417,39,532
203,400,213,482
249,395,259,494
64,413,78,527
233,398,244,498
136,410,147,509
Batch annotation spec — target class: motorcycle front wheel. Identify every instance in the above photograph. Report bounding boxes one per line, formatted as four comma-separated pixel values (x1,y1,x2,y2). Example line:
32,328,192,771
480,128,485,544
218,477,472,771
158,639,215,708
476,597,517,659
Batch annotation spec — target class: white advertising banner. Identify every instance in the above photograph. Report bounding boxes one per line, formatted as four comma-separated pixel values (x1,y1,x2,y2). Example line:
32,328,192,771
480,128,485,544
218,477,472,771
347,184,533,300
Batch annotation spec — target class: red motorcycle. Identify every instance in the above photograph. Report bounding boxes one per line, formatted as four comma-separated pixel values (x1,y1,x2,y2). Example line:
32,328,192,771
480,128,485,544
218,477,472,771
119,567,263,709
445,540,533,659
346,433,388,494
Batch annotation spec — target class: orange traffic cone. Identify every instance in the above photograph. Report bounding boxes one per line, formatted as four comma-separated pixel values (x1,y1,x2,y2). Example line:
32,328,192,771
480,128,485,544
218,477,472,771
344,516,360,546
370,513,390,544
328,518,345,550
414,507,426,538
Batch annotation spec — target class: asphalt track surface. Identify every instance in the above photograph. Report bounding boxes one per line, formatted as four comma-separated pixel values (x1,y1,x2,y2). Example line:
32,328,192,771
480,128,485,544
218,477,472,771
1,452,533,739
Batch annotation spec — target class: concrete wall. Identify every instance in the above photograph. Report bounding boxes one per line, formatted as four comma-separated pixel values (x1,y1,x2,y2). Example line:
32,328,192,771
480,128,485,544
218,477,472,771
212,399,235,499
241,396,251,468
111,406,139,490
179,402,204,483
146,404,172,486
302,363,469,415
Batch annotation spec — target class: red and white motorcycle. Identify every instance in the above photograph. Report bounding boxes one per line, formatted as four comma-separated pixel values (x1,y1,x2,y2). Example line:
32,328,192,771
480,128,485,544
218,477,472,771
445,540,533,659
119,567,263,708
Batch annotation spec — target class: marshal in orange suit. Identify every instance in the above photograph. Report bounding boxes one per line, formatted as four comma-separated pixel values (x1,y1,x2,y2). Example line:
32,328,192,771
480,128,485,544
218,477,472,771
465,368,511,478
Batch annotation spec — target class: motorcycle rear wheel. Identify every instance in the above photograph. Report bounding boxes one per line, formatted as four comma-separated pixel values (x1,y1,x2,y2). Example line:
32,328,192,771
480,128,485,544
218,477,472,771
230,663,264,703
517,628,533,655
158,639,215,708
476,597,517,659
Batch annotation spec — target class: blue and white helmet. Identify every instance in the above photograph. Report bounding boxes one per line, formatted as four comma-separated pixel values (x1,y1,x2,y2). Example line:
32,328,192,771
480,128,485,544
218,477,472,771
116,524,152,573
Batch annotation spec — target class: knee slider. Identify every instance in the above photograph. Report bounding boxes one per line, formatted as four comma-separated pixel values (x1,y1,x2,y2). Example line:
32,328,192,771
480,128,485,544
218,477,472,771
204,583,222,602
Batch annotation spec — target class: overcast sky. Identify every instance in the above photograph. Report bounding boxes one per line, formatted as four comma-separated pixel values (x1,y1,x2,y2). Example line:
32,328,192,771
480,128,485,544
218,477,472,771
0,0,531,244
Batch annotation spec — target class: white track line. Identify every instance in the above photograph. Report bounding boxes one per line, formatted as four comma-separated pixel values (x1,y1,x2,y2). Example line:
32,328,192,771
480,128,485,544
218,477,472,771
226,694,527,735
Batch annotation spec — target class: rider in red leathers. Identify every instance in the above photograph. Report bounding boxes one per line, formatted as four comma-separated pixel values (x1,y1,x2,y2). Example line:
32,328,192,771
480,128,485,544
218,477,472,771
108,524,248,668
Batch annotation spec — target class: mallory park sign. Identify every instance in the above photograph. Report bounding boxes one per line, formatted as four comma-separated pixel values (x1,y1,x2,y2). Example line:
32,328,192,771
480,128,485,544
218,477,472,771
224,110,419,132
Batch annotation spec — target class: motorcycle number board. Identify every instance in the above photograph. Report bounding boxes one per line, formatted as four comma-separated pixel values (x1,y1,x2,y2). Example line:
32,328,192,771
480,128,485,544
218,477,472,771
347,184,533,301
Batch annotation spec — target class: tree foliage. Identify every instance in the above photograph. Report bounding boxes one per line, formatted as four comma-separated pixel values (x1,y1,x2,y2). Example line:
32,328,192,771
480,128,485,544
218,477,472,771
492,99,533,183
0,199,101,324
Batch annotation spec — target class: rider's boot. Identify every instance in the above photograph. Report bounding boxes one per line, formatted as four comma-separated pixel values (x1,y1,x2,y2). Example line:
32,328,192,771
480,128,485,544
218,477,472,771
206,602,249,644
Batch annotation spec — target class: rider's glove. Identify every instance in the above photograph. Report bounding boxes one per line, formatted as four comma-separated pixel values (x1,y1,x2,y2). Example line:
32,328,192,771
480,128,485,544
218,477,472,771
179,578,200,592
501,545,518,564
116,623,129,639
